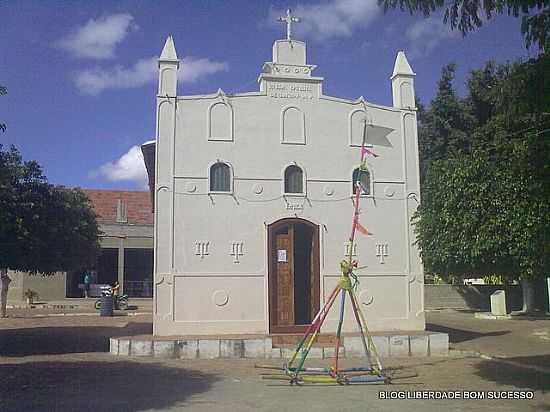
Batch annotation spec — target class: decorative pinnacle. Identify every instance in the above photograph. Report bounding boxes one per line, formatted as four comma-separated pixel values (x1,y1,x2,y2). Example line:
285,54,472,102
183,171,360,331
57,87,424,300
391,50,415,78
160,35,178,61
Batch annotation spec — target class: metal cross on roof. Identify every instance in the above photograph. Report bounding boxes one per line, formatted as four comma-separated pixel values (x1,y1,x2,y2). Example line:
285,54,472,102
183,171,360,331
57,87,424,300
278,9,301,40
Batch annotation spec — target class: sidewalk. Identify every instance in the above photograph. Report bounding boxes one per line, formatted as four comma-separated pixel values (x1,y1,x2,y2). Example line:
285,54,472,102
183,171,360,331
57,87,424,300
6,297,152,317
8,297,152,308
1,308,549,411
426,309,550,370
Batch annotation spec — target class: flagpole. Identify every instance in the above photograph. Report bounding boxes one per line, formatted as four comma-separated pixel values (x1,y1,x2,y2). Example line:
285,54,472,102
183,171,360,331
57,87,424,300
348,116,369,265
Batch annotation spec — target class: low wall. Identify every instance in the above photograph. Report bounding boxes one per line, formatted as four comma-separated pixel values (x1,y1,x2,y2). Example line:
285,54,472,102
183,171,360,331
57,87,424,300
6,270,66,302
425,285,523,311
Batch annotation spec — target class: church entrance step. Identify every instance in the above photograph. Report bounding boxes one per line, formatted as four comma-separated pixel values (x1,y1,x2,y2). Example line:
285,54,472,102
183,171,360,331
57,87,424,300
109,331,449,359
270,334,337,348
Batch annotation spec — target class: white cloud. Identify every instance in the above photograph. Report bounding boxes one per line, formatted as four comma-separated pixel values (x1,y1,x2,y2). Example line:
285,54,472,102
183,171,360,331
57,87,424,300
406,17,459,57
57,13,137,59
74,56,157,95
268,0,379,41
94,145,148,188
75,56,228,95
179,58,229,83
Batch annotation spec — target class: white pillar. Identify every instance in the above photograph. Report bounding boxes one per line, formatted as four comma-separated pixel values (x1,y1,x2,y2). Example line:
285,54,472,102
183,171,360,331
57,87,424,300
154,36,180,331
118,238,125,294
391,51,416,110
158,35,179,96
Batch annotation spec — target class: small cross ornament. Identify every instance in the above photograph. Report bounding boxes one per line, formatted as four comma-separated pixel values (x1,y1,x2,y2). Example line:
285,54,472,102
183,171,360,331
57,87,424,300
195,241,210,259
278,9,301,40
344,242,357,259
376,243,389,264
230,242,244,263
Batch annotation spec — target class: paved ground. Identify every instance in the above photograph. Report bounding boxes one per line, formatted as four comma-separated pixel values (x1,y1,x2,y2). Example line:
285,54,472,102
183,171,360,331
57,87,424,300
0,307,549,412
7,297,153,313
427,309,550,370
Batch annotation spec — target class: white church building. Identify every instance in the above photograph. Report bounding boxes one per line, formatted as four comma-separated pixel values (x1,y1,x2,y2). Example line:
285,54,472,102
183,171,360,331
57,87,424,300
143,18,425,337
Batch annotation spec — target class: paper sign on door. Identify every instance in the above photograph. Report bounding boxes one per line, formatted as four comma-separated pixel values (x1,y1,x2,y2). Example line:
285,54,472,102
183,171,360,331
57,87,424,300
277,249,287,262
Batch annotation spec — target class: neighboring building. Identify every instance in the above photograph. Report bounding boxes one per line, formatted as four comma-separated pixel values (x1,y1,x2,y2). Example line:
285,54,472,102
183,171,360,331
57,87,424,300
8,190,154,302
66,190,154,298
144,24,424,336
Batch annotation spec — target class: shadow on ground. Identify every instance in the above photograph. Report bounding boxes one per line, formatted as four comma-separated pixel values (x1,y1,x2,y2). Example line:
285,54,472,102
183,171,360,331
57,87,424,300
0,322,152,356
0,360,218,412
474,355,550,393
426,323,510,343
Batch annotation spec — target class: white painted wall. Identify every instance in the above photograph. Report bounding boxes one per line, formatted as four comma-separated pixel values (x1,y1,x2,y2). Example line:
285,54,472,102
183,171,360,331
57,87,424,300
152,37,424,336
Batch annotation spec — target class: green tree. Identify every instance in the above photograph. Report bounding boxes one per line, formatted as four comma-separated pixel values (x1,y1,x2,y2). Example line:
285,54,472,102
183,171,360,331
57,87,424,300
416,152,515,278
0,145,100,317
416,55,550,311
417,64,474,183
380,0,550,50
0,86,6,133
465,61,503,128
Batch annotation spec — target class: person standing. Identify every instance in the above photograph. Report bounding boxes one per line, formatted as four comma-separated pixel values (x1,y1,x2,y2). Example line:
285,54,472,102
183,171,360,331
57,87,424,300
112,281,120,297
0,270,12,318
83,271,92,298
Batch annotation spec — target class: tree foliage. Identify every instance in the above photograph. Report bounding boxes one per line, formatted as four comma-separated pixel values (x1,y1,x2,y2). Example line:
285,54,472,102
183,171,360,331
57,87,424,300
0,86,6,133
417,63,475,182
0,145,100,274
415,54,550,281
380,0,550,50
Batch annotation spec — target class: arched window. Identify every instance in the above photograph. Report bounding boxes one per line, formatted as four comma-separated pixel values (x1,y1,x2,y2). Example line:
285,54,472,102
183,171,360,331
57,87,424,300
210,162,231,192
208,102,233,141
284,165,304,194
352,168,370,195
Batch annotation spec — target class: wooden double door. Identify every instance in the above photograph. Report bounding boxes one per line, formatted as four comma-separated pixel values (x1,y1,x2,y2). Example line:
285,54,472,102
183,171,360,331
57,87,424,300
268,218,320,333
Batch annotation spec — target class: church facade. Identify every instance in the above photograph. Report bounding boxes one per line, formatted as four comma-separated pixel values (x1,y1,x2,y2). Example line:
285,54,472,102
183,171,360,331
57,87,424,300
145,27,425,336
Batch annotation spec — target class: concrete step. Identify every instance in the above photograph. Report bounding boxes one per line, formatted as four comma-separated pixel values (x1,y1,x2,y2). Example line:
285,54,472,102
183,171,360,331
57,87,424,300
270,334,337,348
109,331,449,359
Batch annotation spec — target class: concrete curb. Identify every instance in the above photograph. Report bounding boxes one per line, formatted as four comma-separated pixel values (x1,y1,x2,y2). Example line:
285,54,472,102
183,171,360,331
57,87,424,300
474,312,512,320
7,312,151,318
110,331,449,359
7,302,95,309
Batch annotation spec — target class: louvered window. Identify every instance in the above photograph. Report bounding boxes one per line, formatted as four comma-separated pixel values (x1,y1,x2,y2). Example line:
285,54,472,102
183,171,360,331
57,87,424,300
352,168,370,195
210,163,231,192
284,165,303,194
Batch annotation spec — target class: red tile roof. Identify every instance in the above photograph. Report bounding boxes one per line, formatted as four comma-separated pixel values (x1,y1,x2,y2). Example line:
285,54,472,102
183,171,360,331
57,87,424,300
82,189,153,225
141,142,156,211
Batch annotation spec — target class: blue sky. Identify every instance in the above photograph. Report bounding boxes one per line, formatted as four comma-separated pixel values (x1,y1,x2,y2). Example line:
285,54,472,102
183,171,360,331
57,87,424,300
0,0,535,190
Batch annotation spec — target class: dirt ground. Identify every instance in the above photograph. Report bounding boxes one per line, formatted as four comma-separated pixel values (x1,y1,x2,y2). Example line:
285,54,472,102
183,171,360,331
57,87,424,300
0,308,549,412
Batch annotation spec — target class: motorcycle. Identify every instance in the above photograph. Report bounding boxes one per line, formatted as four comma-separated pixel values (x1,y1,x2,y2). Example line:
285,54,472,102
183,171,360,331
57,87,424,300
94,286,129,310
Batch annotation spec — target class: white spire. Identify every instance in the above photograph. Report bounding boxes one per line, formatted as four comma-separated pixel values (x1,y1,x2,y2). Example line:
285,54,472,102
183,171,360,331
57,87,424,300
391,50,415,79
157,35,179,95
160,35,178,61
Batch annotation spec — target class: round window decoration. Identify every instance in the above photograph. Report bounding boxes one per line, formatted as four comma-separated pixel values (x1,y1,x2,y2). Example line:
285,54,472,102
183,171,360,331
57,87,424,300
358,290,374,306
253,184,263,195
213,290,229,307
384,187,395,197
